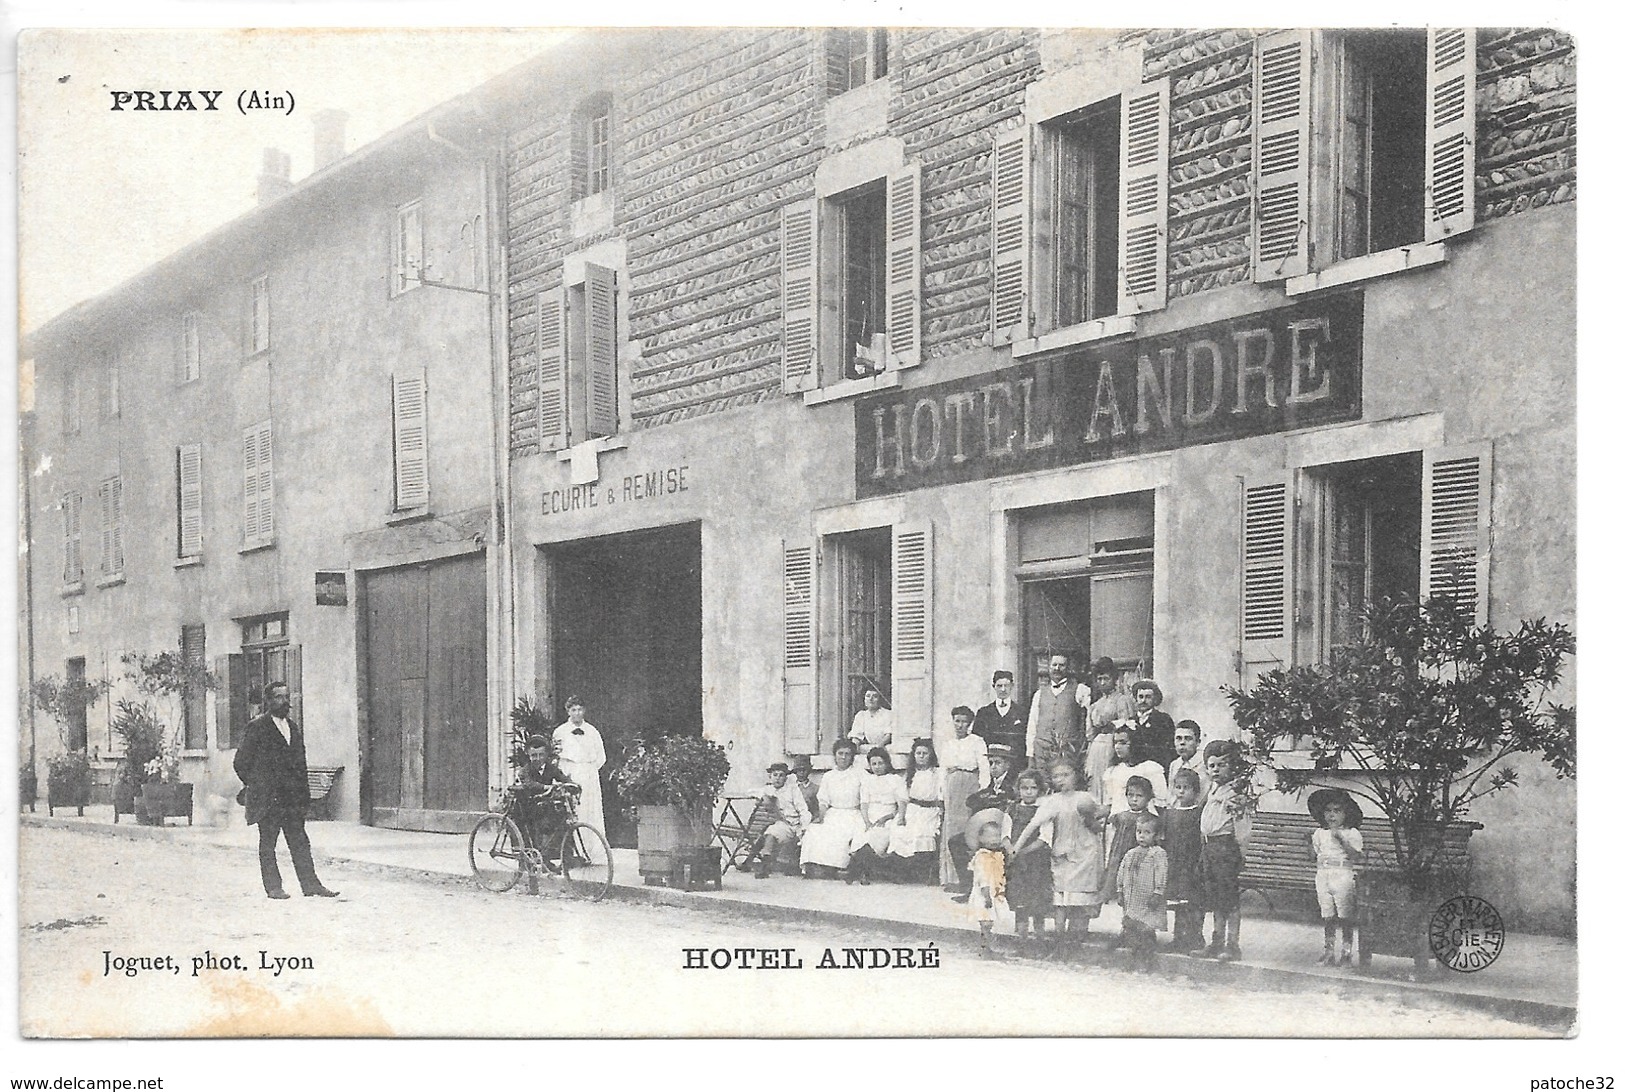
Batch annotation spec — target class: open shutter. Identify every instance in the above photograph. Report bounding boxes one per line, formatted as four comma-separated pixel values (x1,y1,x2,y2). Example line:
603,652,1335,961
98,477,123,576
990,127,1030,344
535,287,568,450
886,163,923,370
1422,443,1492,626
1424,28,1477,242
583,262,619,436
62,491,82,583
1252,30,1312,282
392,373,429,510
287,645,304,736
1240,472,1296,688
781,200,819,393
891,522,934,741
215,653,245,750
177,443,203,558
242,426,261,543
1118,77,1170,315
824,30,851,96
783,540,819,755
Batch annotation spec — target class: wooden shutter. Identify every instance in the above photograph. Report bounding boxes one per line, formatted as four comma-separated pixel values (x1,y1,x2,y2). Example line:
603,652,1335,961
583,262,619,436
243,423,274,544
535,287,568,449
177,443,203,558
1240,472,1296,688
62,491,82,583
392,372,429,510
1118,77,1170,315
990,127,1030,344
180,313,201,382
783,541,819,755
182,625,207,749
1422,444,1492,626
1424,28,1477,243
891,522,934,740
97,476,123,576
886,163,923,370
215,653,245,750
824,29,851,96
287,644,304,734
1252,30,1312,281
781,200,819,393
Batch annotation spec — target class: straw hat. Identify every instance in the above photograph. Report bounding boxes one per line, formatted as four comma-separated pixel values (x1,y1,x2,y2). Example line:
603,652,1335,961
1306,787,1364,829
964,807,1006,845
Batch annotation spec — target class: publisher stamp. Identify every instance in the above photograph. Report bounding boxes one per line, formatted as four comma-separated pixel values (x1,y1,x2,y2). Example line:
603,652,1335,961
1429,895,1506,973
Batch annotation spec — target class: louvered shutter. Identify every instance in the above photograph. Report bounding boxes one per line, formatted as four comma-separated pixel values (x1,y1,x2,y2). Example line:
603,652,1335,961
535,287,568,449
1240,472,1296,688
824,30,851,96
783,540,819,754
1252,30,1312,281
1424,28,1477,242
243,423,274,545
891,522,933,741
177,443,203,558
886,163,922,370
392,373,429,510
215,653,245,750
990,127,1030,344
62,491,82,583
781,200,819,393
287,645,304,734
98,476,123,576
583,262,619,435
1422,444,1491,626
1119,77,1170,315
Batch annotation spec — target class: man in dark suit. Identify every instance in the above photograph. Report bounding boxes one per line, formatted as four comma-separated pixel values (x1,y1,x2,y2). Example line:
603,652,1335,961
971,670,1027,770
233,681,339,899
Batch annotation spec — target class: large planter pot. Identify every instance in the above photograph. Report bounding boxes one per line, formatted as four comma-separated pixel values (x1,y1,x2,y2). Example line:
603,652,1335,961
113,781,139,824
20,768,38,812
137,782,194,826
47,770,90,816
1357,872,1463,975
634,804,714,876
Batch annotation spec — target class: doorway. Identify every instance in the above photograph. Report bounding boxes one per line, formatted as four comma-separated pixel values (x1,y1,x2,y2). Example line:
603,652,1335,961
544,522,703,847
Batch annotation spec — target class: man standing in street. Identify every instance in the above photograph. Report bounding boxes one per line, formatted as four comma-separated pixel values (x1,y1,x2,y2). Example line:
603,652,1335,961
233,681,339,900
971,670,1027,770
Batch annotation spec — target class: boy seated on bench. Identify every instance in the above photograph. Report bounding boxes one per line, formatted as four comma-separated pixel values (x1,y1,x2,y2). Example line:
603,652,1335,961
516,735,580,852
748,761,813,879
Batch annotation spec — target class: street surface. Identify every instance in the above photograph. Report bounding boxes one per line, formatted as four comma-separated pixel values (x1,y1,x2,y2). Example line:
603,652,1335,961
19,824,1546,1038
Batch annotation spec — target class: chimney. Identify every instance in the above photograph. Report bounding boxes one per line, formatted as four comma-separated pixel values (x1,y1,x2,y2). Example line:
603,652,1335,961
312,109,349,171
256,147,292,204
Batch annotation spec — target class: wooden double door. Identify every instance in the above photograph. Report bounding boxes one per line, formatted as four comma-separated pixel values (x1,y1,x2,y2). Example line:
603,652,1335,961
363,553,488,832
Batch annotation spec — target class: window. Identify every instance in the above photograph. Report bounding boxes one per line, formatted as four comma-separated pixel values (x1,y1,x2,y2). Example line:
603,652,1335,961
573,94,613,200
181,624,206,749
828,528,891,740
179,312,201,382
101,360,120,419
248,274,271,355
393,200,424,295
991,78,1169,346
1239,445,1490,688
391,372,429,510
62,372,82,435
535,263,618,448
242,421,274,548
220,613,301,747
781,163,921,392
176,443,203,560
1252,28,1475,282
826,28,888,95
96,475,123,580
61,490,83,585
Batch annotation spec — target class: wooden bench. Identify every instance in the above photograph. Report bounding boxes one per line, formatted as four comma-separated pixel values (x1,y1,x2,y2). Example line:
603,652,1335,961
305,766,344,820
1239,812,1479,910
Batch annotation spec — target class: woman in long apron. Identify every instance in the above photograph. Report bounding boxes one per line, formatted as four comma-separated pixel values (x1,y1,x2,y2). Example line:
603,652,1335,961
937,707,991,890
553,696,608,863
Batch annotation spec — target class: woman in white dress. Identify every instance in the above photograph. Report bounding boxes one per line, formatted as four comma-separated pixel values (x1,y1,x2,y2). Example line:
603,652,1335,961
552,696,608,863
936,706,991,889
884,738,946,883
845,748,907,885
799,739,865,877
847,686,895,765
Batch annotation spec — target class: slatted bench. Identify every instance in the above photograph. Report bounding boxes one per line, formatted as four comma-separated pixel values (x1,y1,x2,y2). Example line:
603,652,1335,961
306,766,344,821
1239,812,1478,910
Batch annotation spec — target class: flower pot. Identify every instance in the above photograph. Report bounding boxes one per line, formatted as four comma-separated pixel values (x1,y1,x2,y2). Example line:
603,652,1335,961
1357,872,1463,974
137,782,194,826
47,769,90,816
113,781,140,824
634,804,714,877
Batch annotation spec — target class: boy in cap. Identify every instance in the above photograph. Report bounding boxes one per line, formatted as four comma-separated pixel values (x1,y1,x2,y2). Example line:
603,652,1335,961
748,761,813,879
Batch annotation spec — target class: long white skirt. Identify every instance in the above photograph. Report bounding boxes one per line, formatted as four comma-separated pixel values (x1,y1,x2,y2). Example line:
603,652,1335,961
800,807,866,868
558,758,607,864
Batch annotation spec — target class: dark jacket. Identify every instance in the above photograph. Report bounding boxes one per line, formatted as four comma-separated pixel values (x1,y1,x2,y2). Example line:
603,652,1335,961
971,700,1027,764
1129,710,1178,771
966,768,1018,814
233,712,311,825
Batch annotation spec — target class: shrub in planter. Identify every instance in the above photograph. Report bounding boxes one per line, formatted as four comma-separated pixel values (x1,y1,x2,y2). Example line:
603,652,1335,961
20,764,38,811
610,734,730,866
46,750,92,815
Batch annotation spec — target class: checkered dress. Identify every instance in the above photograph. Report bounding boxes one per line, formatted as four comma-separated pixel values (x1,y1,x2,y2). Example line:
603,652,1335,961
1117,844,1169,930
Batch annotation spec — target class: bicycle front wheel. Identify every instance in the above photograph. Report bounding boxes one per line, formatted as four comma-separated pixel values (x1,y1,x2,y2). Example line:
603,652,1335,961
469,813,527,893
553,822,614,902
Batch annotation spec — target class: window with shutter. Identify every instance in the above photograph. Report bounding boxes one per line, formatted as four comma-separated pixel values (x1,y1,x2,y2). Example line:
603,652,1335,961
885,163,922,370
582,263,618,437
102,360,120,419
393,200,424,295
63,372,82,435
890,522,933,736
242,422,274,547
826,29,888,96
214,653,245,750
1117,79,1170,315
1239,473,1295,688
180,312,201,383
97,476,124,578
535,287,568,449
781,201,819,393
990,128,1030,345
1422,444,1491,626
1424,28,1476,242
1252,30,1311,281
61,490,83,585
392,373,429,511
783,541,819,754
571,94,613,200
249,275,271,355
181,624,206,749
176,443,203,559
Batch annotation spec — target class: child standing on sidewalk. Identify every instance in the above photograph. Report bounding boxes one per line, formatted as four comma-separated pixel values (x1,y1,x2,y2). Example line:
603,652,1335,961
1102,775,1156,906
1162,768,1204,952
1117,812,1168,972
1308,787,1364,965
1003,768,1054,938
1199,740,1248,961
1010,760,1103,941
965,807,1010,958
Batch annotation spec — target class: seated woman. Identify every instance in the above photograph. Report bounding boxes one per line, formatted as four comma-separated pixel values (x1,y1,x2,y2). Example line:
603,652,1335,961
880,738,946,884
799,738,865,878
844,748,907,885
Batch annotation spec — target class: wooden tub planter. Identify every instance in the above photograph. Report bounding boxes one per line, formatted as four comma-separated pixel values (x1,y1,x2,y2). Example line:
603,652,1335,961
634,804,716,887
136,782,195,825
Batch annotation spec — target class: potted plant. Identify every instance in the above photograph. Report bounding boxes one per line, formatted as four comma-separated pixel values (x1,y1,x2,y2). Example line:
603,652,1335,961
45,749,92,816
21,763,38,812
30,673,111,816
120,649,213,825
609,732,730,877
1226,593,1574,974
111,699,162,823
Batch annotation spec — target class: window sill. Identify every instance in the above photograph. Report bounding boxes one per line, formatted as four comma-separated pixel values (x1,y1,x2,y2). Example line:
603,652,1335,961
802,370,901,406
182,749,208,758
385,508,434,526
96,574,126,589
173,556,203,569
243,349,270,363
1012,314,1138,358
59,582,85,598
239,540,276,555
1284,243,1448,296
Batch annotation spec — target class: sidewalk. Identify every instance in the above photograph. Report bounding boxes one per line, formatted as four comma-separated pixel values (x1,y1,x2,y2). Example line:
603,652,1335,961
24,806,1577,1029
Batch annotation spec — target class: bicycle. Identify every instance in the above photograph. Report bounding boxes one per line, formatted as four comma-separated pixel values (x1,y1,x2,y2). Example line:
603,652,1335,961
468,783,615,901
